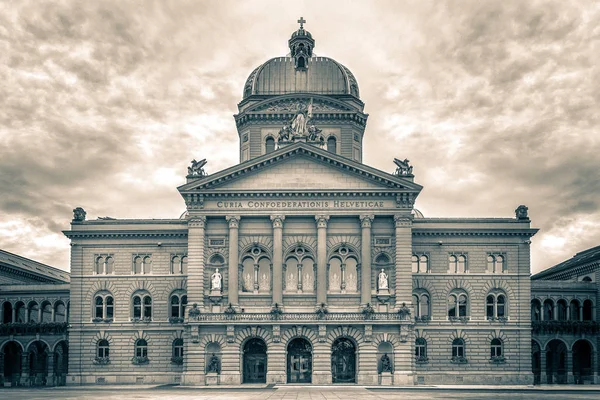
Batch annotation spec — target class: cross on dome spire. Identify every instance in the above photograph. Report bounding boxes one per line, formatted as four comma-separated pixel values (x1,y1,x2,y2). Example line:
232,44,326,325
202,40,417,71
297,17,306,29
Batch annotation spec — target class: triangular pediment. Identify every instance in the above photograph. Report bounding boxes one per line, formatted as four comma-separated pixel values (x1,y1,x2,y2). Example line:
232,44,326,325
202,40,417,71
179,143,422,195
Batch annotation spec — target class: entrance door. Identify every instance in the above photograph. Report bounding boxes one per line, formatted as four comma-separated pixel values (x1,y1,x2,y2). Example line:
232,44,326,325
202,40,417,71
287,338,312,383
331,337,356,383
243,338,267,383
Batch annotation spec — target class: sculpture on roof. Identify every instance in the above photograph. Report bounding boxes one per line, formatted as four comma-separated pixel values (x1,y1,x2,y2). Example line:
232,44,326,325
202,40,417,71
72,207,86,222
394,158,413,176
278,99,325,147
188,159,207,177
515,205,529,220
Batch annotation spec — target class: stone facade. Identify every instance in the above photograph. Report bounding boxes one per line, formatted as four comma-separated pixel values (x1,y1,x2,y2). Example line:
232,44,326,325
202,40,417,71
7,20,596,387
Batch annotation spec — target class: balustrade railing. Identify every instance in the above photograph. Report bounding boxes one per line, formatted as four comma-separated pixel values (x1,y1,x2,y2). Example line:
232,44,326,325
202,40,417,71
189,312,409,322
532,320,600,334
0,322,69,335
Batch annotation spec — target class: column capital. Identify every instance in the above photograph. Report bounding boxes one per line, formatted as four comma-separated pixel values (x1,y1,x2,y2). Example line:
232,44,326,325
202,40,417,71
188,216,206,228
226,215,240,229
359,214,374,228
393,214,412,228
315,215,330,228
270,215,285,228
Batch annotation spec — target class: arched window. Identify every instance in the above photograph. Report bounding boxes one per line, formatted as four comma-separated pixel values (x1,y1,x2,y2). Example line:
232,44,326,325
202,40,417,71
448,291,468,319
55,301,66,322
2,302,12,323
97,339,110,359
28,301,39,323
487,254,505,273
132,292,152,321
490,338,503,359
582,276,592,282
133,255,152,275
95,256,105,274
327,136,337,153
41,301,52,323
94,294,114,320
15,301,26,323
415,338,427,361
452,338,465,360
583,300,593,321
172,338,184,364
543,299,554,321
413,291,430,320
448,255,457,272
171,255,188,274
265,137,275,153
531,299,541,321
106,256,114,274
486,292,507,320
134,339,148,358
411,255,419,273
412,254,429,273
169,293,187,321
557,299,568,321
457,255,467,273
570,300,581,321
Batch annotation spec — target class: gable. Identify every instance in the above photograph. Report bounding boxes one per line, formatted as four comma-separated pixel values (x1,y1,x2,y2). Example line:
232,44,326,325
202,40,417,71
207,155,392,191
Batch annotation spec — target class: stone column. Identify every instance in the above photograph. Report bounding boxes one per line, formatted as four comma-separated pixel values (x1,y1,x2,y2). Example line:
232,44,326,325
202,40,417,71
226,216,240,306
360,214,374,306
315,215,329,306
567,350,574,383
20,352,29,386
297,262,303,292
187,216,207,309
540,349,547,384
0,353,4,386
12,307,15,323
271,215,284,306
46,352,54,386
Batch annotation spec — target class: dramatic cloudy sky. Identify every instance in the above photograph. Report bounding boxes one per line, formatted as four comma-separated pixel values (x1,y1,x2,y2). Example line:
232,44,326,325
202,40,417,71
1,1,599,273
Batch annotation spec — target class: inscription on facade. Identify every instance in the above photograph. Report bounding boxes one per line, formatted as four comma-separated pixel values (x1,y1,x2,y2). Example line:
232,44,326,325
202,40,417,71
214,200,390,210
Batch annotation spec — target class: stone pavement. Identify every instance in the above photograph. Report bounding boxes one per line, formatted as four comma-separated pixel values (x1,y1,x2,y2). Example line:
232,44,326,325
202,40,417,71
3,385,600,400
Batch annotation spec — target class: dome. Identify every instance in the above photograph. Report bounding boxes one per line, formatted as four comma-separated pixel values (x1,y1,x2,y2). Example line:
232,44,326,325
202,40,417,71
242,19,360,99
243,57,360,99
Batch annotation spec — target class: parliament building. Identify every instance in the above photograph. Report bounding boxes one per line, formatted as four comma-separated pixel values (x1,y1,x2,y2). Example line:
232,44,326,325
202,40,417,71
1,21,598,387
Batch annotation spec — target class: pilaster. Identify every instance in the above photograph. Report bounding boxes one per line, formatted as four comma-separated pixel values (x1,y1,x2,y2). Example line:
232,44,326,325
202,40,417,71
187,216,207,309
360,214,374,306
315,215,330,306
226,216,240,306
394,215,413,306
271,215,285,306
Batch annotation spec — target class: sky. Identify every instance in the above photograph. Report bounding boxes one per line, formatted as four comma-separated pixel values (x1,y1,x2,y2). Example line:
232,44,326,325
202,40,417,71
1,0,599,274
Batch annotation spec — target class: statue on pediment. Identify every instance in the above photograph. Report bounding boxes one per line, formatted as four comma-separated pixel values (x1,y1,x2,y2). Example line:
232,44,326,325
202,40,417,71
515,205,529,220
72,207,86,222
188,159,207,177
278,99,323,143
394,158,413,176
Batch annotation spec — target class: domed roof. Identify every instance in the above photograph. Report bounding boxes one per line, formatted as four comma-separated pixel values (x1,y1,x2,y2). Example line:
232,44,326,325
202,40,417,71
242,19,360,100
243,56,360,99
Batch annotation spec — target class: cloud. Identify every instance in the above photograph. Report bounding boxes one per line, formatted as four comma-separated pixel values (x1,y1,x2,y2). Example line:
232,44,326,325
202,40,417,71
0,0,598,274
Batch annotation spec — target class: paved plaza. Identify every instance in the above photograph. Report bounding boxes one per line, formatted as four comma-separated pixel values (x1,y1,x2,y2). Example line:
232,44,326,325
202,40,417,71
2,386,600,400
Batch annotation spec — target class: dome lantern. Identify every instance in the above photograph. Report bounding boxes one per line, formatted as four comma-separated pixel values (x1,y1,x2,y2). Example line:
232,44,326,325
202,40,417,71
288,17,314,70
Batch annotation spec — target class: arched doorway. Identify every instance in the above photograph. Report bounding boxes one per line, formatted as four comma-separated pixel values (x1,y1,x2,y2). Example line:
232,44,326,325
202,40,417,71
54,341,68,386
331,337,356,383
287,338,312,383
243,338,267,384
545,339,567,384
572,340,593,384
28,341,49,386
3,341,22,386
532,340,541,385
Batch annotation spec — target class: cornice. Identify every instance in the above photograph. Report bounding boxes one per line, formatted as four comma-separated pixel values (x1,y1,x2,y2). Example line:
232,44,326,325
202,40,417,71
412,229,538,237
0,264,59,284
235,112,368,129
63,230,188,240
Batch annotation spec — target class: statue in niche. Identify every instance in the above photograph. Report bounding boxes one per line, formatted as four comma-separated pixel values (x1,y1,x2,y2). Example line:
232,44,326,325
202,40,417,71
207,353,220,374
393,158,413,176
211,268,222,291
378,269,389,290
188,159,207,177
380,353,392,373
